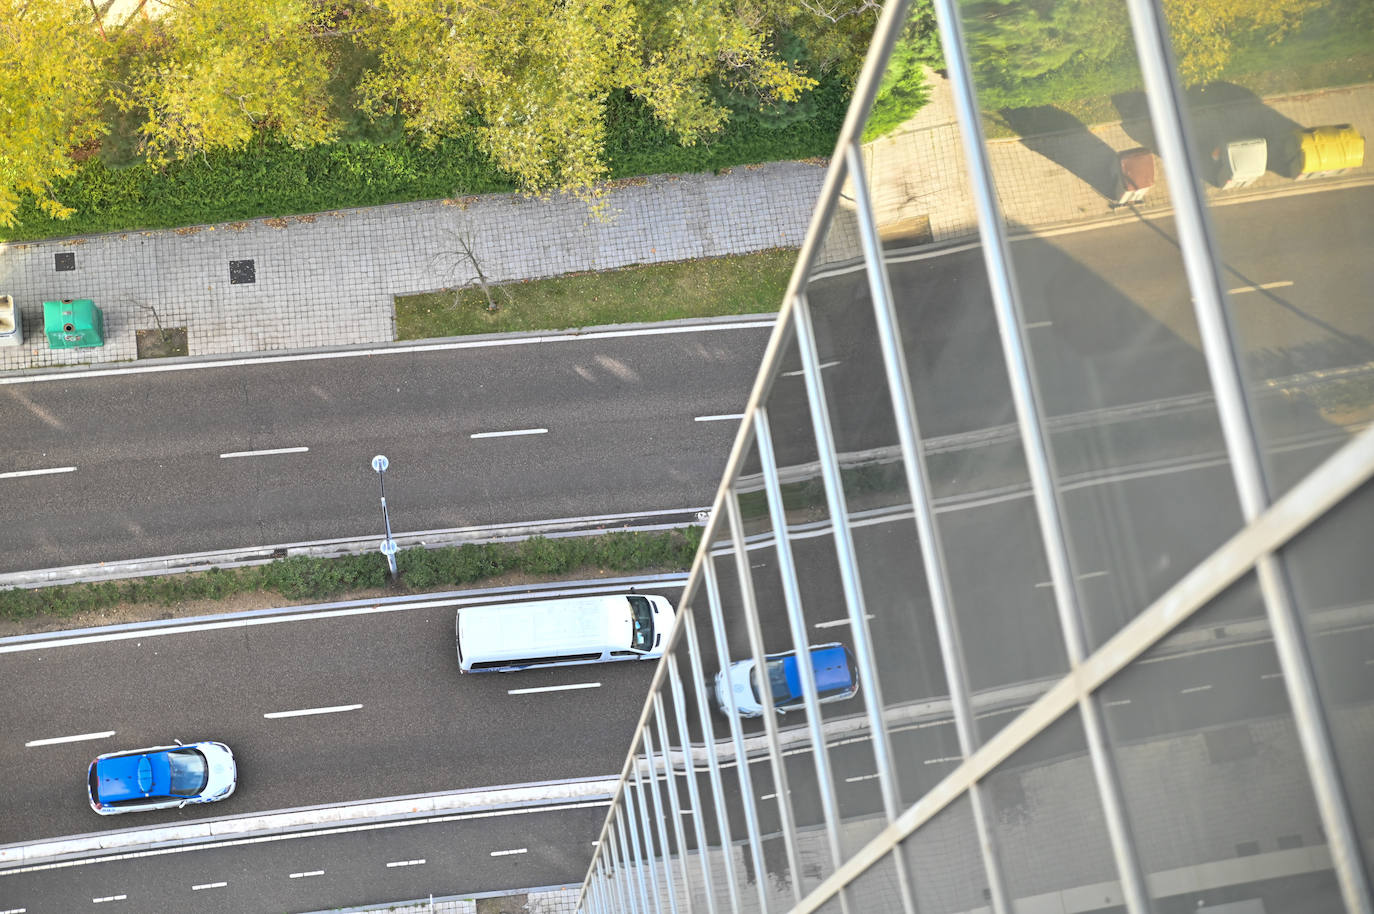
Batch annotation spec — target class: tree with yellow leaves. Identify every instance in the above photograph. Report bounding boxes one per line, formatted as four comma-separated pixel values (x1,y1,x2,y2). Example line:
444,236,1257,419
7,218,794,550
357,0,816,197
0,0,107,227
113,0,341,166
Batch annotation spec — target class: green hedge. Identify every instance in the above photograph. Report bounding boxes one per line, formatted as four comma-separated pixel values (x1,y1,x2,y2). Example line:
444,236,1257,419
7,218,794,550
2,77,850,242
0,528,703,623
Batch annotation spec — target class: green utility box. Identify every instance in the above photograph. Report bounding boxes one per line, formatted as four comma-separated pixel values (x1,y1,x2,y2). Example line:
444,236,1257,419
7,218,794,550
43,298,105,349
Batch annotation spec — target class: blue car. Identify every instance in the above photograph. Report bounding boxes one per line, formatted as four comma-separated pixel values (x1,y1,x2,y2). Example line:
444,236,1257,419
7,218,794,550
714,643,860,717
87,741,237,815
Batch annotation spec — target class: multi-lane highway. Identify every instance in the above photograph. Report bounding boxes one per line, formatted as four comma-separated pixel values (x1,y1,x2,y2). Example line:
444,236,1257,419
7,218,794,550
3,183,1371,912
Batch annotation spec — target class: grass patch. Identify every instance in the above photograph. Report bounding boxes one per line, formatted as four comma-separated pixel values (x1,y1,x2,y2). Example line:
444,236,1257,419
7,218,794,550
1,78,848,243
0,528,702,624
395,249,794,339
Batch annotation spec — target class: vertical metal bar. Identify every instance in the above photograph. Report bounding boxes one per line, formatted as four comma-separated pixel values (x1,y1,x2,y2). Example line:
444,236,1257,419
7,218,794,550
654,693,696,914
624,782,657,914
683,601,745,914
669,657,720,914
753,406,854,914
591,859,611,914
724,489,805,904
631,759,667,914
612,807,644,914
704,556,773,914
1120,0,1372,908
842,136,1013,914
643,726,682,914
919,0,1156,910
792,294,903,823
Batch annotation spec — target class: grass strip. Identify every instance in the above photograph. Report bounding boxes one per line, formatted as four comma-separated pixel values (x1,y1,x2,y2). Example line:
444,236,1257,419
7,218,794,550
394,248,794,339
0,528,702,624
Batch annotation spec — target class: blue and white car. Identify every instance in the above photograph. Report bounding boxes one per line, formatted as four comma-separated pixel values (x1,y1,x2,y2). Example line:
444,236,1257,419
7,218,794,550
714,643,860,717
87,741,237,815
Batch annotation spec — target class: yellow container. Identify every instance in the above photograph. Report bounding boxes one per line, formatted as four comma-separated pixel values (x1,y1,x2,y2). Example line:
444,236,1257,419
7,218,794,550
1294,125,1364,176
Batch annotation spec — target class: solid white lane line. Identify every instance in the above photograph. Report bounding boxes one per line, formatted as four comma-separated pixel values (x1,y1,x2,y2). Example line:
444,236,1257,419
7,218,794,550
1180,684,1213,694
470,428,548,439
3,319,776,387
507,682,601,695
263,704,362,719
843,773,879,783
91,896,126,904
813,614,875,629
490,848,528,857
219,447,309,459
1228,281,1294,295
26,730,116,747
191,882,226,891
694,414,745,422
781,360,840,377
288,870,324,879
1,466,76,480
385,859,425,868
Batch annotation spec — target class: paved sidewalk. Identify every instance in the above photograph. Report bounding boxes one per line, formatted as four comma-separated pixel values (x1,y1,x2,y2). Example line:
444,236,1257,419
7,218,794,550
826,77,1374,265
3,81,1370,374
0,161,825,372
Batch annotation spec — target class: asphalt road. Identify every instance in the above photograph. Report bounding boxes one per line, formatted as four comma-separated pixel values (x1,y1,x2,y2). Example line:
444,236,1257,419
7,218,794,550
0,323,771,573
0,583,680,844
0,802,605,914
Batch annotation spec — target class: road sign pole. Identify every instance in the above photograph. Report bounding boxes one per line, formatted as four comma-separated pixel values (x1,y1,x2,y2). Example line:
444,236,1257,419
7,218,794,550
371,455,398,579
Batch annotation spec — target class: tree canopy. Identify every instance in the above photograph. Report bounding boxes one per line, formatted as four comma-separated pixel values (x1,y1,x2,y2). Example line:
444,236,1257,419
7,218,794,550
0,0,852,226
0,0,107,226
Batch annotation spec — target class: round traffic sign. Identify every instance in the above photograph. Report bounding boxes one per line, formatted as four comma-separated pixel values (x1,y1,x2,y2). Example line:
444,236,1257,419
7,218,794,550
371,454,389,473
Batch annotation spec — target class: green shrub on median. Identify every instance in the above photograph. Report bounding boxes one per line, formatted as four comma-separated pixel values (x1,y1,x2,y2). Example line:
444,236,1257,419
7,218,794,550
0,528,703,624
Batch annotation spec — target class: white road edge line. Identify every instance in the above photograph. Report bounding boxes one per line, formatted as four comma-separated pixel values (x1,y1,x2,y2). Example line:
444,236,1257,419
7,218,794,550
288,871,324,879
385,859,426,868
25,731,116,748
489,848,528,857
694,414,745,422
2,319,777,387
219,447,309,459
191,882,226,891
0,466,76,480
470,428,548,439
1228,280,1294,294
813,614,875,629
263,704,362,719
507,682,601,695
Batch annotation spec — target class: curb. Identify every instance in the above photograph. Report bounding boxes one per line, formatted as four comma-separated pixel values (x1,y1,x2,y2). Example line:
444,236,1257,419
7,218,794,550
0,508,709,590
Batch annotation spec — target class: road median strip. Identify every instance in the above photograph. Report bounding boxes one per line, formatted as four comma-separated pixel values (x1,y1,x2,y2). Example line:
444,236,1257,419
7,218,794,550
0,777,618,872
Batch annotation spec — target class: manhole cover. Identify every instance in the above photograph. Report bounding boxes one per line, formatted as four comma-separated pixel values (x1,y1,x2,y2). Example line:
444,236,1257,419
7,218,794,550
229,259,256,284
54,252,76,271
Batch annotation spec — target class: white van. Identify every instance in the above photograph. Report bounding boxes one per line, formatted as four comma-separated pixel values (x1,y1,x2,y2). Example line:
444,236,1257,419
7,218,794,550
455,593,675,673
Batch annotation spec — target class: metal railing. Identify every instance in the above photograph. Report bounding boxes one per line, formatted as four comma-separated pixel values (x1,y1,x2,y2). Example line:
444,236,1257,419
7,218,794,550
574,0,1374,909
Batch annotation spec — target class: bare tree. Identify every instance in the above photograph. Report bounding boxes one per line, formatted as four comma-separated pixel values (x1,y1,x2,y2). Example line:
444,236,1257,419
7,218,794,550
430,223,508,312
